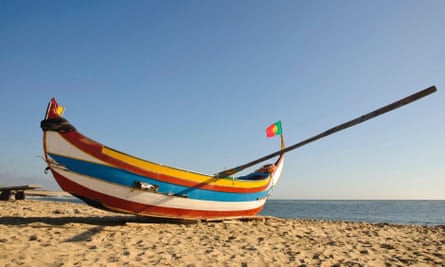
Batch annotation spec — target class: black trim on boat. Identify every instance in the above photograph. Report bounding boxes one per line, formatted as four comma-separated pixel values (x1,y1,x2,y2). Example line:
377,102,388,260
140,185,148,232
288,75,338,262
41,118,76,132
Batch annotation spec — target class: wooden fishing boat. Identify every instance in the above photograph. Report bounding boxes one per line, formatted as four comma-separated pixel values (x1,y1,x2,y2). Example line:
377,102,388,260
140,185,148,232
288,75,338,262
40,86,436,220
41,98,285,219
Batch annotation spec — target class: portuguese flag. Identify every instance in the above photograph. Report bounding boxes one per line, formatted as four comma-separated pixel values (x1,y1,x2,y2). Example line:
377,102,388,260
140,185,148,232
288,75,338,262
266,121,282,138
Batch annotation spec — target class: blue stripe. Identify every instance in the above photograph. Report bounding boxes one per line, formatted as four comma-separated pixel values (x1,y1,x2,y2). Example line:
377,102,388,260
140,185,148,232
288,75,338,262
49,154,271,202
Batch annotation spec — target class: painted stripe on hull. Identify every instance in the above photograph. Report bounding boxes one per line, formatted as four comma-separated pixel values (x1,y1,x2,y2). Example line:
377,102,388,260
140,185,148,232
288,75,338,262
46,131,276,192
48,153,272,202
45,131,109,166
271,155,284,186
51,168,266,219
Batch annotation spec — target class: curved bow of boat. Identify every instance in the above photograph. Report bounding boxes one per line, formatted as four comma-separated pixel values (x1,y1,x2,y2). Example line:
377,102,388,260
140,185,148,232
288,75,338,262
41,98,285,219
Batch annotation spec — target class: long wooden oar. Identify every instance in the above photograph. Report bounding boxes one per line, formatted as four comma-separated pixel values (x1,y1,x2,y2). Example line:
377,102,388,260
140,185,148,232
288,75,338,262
216,86,437,177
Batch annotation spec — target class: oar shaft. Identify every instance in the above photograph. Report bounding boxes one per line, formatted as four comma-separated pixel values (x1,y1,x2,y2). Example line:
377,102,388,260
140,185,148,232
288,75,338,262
216,86,437,177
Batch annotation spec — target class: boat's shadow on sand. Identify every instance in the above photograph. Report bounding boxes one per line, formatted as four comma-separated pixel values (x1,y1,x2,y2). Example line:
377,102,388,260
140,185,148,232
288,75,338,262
0,215,196,226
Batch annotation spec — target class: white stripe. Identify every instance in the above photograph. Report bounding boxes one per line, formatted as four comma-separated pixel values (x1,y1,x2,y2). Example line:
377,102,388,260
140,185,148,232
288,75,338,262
46,131,109,165
271,157,284,186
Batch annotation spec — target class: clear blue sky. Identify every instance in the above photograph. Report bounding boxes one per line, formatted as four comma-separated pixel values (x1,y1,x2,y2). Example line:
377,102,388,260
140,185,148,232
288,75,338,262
1,0,444,199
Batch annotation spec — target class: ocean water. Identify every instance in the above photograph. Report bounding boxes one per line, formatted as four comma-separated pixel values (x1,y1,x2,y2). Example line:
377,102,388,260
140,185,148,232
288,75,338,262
260,200,445,226
33,197,445,226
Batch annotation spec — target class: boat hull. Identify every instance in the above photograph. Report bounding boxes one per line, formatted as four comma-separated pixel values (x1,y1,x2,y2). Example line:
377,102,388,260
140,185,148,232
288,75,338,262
50,168,267,219
41,98,284,219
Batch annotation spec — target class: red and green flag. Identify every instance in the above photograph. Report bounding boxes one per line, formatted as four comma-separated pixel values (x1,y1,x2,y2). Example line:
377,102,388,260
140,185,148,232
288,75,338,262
266,120,282,138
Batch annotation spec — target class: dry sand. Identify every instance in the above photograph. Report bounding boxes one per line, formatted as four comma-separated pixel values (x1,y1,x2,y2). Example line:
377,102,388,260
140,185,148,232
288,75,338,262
0,200,444,267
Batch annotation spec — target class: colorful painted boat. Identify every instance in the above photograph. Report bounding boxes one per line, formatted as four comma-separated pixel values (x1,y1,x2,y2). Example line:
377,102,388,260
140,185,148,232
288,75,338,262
41,98,285,220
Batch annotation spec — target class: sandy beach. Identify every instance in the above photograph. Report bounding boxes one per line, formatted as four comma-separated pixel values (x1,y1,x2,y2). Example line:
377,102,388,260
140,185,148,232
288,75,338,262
0,200,443,266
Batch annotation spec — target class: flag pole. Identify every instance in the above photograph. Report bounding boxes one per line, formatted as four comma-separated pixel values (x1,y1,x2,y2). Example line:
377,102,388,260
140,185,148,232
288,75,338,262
215,86,437,177
280,133,285,151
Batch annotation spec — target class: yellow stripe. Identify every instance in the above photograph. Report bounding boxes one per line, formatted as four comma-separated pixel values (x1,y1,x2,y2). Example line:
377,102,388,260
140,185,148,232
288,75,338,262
102,147,270,188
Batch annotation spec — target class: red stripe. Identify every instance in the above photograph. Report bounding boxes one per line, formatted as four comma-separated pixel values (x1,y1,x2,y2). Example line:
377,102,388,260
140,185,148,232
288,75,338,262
57,131,273,193
266,125,276,137
52,170,264,219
